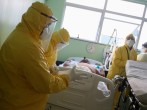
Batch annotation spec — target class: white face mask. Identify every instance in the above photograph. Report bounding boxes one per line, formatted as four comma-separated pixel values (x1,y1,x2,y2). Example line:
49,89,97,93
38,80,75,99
126,39,135,47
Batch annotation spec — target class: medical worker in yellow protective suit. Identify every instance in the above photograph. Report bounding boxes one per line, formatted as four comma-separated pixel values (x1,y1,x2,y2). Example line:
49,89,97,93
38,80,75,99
44,28,70,72
0,2,79,110
107,34,137,79
107,34,137,110
137,42,147,62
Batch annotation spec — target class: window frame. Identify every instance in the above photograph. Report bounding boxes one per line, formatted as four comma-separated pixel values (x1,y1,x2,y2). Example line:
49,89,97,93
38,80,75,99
62,0,147,49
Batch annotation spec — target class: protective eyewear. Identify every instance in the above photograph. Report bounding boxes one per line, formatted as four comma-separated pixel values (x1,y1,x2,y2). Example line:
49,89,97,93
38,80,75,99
32,7,58,22
41,12,58,22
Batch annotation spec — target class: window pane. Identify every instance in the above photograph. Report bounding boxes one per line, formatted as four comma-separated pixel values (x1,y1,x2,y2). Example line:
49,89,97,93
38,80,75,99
107,0,144,17
100,19,140,46
145,8,147,18
138,22,147,49
62,6,101,41
66,0,106,9
105,13,141,24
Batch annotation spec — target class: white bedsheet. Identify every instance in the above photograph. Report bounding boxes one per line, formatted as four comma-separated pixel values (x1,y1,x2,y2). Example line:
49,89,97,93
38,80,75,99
59,57,105,76
126,60,147,105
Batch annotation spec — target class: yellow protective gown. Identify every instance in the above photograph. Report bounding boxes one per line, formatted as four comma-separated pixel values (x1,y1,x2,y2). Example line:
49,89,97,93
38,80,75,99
107,44,137,110
107,44,137,80
0,2,69,110
137,53,147,62
44,28,70,66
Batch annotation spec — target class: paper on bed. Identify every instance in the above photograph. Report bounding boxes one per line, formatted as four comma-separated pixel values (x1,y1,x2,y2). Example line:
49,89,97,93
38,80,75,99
126,60,147,105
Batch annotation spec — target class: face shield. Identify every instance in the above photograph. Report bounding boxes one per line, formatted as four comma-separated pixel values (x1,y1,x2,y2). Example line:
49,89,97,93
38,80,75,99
56,31,69,51
40,13,57,52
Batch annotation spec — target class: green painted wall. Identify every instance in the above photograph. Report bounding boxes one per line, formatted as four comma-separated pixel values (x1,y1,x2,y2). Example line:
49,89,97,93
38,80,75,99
58,38,107,63
45,0,66,31
45,0,107,63
0,0,44,47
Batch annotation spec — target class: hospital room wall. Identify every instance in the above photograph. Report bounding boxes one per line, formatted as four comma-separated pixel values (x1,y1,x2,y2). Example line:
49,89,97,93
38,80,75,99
46,0,106,63
0,0,44,47
45,0,66,31
58,39,106,63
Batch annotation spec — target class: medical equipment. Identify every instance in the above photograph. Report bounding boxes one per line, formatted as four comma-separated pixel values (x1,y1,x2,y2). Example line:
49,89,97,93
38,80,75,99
103,29,118,71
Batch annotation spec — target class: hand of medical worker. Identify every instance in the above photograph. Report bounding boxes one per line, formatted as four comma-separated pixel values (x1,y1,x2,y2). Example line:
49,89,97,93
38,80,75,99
58,66,81,81
68,66,81,81
49,66,59,74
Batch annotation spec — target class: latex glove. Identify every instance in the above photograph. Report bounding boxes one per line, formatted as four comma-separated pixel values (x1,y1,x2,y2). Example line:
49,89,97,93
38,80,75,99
58,66,81,81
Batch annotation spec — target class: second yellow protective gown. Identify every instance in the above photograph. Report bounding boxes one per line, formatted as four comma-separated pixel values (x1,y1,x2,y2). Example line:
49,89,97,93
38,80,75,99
44,28,70,66
137,53,147,62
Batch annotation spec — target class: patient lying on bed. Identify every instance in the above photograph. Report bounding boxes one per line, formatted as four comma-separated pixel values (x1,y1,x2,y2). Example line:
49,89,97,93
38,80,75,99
62,57,105,77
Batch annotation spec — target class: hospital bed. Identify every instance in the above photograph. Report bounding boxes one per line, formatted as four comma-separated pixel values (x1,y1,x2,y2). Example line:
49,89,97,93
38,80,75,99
58,57,105,77
45,57,115,110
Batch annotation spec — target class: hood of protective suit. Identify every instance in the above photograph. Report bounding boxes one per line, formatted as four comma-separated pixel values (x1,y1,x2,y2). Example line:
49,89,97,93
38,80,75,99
44,28,70,66
19,2,53,40
51,28,70,46
125,34,135,45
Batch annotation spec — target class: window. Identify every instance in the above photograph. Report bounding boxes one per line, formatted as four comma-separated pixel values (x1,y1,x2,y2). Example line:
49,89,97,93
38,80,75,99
145,8,147,18
100,13,141,45
62,0,146,49
66,0,106,9
62,6,101,41
138,22,147,49
107,0,144,17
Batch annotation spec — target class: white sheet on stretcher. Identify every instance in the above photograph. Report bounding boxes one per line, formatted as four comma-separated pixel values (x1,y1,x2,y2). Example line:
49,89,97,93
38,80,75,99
126,60,147,105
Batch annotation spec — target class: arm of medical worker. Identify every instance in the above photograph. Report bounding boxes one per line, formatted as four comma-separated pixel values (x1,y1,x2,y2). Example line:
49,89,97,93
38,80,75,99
58,66,80,81
112,47,126,67
21,45,70,94
49,66,59,74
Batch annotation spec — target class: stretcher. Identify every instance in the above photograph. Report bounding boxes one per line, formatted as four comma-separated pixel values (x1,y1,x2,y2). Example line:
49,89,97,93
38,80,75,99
113,60,147,110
